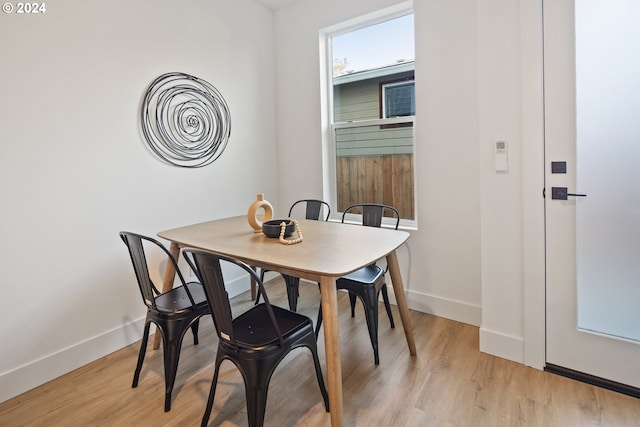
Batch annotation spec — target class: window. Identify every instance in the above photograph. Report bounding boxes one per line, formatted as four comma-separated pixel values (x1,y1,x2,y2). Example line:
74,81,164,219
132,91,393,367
382,79,415,118
322,7,416,224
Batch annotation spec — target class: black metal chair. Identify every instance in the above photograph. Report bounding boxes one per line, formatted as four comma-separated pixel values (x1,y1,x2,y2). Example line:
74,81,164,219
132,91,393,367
183,249,330,427
256,199,330,311
316,203,398,364
119,231,211,412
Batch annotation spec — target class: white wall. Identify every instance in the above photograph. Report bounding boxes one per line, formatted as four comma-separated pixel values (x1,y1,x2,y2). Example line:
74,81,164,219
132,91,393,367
0,0,279,402
273,0,546,368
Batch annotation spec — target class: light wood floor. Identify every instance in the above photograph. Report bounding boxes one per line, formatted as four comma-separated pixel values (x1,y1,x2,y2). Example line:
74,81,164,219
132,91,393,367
2,278,640,427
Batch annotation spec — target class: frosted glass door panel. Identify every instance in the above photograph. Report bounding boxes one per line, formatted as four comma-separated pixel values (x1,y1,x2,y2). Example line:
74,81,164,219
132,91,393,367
576,0,640,342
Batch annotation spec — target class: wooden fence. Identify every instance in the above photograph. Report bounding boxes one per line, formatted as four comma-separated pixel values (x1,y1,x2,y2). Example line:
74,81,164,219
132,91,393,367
336,153,414,220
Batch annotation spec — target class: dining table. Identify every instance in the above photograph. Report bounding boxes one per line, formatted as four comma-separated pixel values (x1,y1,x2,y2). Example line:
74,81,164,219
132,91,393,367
156,215,416,427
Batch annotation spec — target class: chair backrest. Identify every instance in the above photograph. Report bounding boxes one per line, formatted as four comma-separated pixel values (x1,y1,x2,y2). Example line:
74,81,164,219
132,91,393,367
183,249,285,348
341,203,400,230
120,231,194,309
288,199,331,221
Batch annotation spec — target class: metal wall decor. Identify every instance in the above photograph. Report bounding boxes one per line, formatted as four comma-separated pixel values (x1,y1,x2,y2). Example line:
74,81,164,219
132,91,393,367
140,72,231,168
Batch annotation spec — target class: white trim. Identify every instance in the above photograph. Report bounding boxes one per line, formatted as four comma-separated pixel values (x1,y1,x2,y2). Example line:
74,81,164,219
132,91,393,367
0,317,146,403
333,116,415,128
521,0,546,370
0,274,248,404
386,287,482,327
320,1,414,38
480,327,525,363
298,274,480,328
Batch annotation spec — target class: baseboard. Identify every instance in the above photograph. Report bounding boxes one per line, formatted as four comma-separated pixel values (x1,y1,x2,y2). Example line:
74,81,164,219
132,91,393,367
0,316,146,404
2,277,483,403
479,327,524,363
391,289,524,364
0,274,248,404
389,288,482,327
294,278,482,328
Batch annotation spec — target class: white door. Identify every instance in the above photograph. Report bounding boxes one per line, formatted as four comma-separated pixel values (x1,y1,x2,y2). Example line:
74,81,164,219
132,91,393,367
544,0,640,390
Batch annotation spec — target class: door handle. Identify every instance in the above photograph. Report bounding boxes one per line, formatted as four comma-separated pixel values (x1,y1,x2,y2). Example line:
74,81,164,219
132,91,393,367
551,187,587,200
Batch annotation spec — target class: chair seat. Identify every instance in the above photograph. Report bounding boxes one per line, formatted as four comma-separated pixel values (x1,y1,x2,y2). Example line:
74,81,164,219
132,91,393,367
155,282,207,313
233,304,311,347
337,264,384,286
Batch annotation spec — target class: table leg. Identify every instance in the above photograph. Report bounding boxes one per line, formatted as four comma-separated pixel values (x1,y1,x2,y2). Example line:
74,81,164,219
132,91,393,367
386,250,417,355
319,275,344,427
152,241,181,350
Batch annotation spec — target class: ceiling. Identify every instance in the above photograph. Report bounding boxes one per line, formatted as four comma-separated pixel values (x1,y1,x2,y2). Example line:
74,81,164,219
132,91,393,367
253,0,298,10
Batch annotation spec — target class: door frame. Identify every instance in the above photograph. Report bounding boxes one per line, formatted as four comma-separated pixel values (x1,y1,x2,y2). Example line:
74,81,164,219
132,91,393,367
521,0,546,370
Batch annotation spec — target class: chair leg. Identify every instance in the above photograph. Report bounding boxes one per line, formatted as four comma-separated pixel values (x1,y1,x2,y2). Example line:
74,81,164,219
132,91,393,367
380,284,395,328
349,292,357,317
304,337,330,412
132,320,152,388
202,354,223,427
283,275,300,311
162,337,177,411
191,319,200,345
314,282,323,338
315,301,323,338
161,320,190,412
243,359,274,427
259,273,300,311
361,291,380,365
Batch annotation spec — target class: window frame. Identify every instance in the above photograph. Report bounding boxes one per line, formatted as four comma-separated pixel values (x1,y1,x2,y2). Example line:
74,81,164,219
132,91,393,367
320,2,417,229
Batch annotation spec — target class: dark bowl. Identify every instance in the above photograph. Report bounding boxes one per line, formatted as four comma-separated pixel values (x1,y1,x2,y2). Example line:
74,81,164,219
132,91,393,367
262,219,294,238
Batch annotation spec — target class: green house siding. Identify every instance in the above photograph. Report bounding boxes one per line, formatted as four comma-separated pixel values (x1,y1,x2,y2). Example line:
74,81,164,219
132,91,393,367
336,126,413,157
333,79,380,122
334,69,414,157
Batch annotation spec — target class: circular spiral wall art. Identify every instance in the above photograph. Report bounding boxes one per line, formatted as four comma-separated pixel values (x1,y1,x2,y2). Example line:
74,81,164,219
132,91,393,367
140,72,231,168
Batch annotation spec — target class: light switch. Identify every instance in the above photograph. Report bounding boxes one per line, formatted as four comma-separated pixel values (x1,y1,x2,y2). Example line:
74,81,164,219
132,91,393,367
495,140,508,172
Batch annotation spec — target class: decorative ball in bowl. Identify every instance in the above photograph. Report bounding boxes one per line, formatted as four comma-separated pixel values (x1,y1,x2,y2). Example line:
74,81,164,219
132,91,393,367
262,219,294,238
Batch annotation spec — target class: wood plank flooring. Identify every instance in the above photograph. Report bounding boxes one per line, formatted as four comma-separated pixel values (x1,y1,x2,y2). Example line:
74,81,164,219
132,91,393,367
1,278,640,426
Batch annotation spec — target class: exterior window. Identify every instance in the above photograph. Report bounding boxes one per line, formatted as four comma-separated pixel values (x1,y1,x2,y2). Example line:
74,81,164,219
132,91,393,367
324,10,416,224
382,80,415,118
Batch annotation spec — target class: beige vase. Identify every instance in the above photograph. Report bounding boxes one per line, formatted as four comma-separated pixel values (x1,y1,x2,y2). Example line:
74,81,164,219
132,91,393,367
247,193,274,233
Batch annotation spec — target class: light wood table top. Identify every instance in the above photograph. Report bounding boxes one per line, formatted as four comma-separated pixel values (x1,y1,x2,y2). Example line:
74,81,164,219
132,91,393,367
159,216,408,280
157,215,416,427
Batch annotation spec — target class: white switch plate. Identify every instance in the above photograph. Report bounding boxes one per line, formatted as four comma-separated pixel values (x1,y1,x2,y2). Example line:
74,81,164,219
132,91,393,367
495,140,508,172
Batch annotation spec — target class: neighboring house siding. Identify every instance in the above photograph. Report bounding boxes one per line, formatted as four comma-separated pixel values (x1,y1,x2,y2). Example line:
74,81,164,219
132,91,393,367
334,70,413,157
334,79,379,121
336,126,413,156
